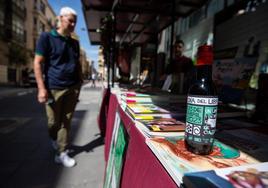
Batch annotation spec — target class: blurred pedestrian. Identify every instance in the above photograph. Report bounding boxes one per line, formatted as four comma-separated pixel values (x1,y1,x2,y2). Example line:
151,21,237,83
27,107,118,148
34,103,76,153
33,7,82,167
91,72,96,87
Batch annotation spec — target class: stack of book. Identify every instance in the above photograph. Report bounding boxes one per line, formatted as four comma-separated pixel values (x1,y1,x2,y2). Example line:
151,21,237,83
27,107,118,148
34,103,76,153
119,90,186,137
126,103,175,120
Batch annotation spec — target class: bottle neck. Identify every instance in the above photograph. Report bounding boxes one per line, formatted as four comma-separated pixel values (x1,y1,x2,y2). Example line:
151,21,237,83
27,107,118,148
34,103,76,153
196,65,212,81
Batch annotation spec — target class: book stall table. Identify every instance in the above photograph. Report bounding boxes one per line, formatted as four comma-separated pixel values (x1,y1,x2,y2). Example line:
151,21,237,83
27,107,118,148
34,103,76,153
100,88,268,188
103,89,178,188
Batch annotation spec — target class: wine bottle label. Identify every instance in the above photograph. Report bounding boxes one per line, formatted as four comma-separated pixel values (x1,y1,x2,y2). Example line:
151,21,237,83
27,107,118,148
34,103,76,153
185,95,218,144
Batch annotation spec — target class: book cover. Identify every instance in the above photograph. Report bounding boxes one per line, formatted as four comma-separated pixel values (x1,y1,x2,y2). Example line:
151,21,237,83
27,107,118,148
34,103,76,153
183,162,268,188
126,108,176,120
146,136,259,186
127,103,170,114
135,118,185,137
139,118,185,132
121,91,151,98
121,96,153,104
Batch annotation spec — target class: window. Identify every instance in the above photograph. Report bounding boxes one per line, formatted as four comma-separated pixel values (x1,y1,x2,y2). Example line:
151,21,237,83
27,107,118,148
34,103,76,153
0,9,4,26
33,38,36,50
24,30,27,42
39,21,45,33
34,0,38,10
12,15,24,36
12,0,25,10
40,1,46,14
33,17,37,26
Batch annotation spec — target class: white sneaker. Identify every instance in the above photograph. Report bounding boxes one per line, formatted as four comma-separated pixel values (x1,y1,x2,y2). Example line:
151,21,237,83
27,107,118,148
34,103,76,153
55,152,76,167
50,139,59,150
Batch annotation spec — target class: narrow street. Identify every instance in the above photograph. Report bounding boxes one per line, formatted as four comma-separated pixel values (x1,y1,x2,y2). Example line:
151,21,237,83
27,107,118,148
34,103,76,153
0,82,105,188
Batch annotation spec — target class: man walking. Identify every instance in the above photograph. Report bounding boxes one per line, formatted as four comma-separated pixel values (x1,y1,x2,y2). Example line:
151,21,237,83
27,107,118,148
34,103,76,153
33,7,82,167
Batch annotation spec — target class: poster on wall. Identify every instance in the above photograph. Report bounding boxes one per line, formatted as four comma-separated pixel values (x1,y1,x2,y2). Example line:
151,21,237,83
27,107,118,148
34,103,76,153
104,111,128,188
212,57,257,104
212,1,268,104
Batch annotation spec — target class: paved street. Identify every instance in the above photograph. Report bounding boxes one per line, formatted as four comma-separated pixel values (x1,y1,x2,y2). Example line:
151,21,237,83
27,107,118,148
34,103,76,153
0,82,105,188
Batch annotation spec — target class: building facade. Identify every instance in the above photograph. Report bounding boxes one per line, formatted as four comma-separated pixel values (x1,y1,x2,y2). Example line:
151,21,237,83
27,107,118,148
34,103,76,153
25,0,56,71
0,0,57,85
0,0,27,84
98,46,105,81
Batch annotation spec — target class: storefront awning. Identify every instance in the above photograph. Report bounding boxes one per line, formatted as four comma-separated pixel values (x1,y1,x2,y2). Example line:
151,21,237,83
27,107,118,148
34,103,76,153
81,0,209,45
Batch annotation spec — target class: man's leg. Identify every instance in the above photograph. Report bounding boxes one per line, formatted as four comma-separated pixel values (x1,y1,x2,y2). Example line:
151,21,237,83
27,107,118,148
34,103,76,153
45,90,65,142
57,84,80,153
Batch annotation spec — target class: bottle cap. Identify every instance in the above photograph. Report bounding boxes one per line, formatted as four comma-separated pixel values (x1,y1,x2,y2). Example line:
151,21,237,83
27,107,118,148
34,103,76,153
196,45,213,65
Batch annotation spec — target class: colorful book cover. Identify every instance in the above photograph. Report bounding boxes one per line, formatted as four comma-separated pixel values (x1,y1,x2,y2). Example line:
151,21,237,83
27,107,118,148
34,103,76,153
127,103,170,114
121,91,151,98
146,136,259,186
121,96,153,104
139,118,185,132
135,118,185,137
183,162,268,188
126,108,175,120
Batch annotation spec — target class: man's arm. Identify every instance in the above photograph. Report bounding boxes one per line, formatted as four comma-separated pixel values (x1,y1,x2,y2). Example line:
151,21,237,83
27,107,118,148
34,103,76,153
33,55,48,103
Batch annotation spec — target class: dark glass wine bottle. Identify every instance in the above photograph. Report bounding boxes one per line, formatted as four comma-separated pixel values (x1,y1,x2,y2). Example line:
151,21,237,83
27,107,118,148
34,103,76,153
184,45,218,155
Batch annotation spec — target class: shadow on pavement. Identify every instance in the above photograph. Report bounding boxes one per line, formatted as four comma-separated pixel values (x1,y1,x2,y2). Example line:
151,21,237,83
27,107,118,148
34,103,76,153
68,136,104,157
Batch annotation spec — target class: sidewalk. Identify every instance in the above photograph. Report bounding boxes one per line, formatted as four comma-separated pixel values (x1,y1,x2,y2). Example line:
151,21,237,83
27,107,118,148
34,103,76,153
0,82,105,188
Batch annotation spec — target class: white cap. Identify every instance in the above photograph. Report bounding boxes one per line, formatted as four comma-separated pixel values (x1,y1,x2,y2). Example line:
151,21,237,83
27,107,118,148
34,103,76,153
59,7,77,16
